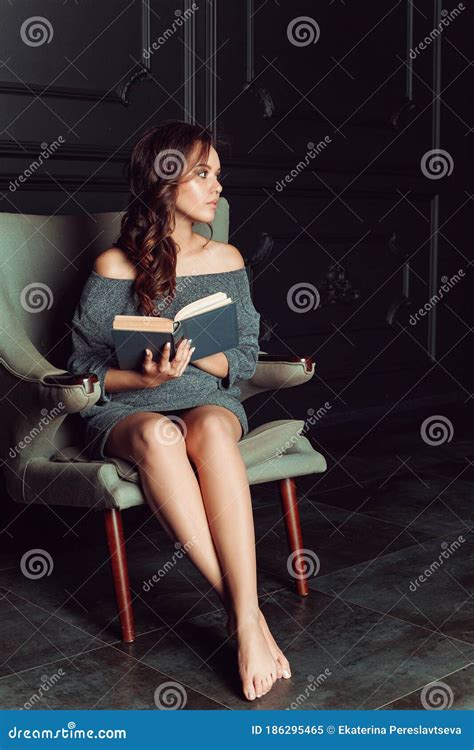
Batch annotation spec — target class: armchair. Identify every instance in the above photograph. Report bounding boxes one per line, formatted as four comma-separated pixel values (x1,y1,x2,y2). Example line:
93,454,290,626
0,200,326,644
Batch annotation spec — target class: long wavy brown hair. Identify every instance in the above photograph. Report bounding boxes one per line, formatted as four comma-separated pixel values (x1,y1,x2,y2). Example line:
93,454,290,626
113,120,214,316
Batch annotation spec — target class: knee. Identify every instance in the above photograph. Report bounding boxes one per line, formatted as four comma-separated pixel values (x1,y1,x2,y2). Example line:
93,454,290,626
130,416,185,461
185,412,234,457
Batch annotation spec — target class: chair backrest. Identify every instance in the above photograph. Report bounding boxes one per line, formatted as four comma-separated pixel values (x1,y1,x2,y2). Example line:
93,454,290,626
0,199,229,451
0,199,229,360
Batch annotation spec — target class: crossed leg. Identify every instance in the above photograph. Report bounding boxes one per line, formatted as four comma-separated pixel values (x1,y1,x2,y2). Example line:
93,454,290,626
104,405,290,700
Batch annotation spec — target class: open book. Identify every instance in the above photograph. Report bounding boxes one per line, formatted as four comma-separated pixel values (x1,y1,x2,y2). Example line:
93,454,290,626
112,292,239,370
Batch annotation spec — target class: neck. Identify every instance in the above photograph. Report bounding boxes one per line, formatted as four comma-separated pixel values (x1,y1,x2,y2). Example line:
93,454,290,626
170,212,195,256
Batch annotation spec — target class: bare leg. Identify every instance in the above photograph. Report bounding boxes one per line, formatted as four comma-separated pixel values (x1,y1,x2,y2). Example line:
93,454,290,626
181,405,288,700
105,409,289,698
104,412,232,611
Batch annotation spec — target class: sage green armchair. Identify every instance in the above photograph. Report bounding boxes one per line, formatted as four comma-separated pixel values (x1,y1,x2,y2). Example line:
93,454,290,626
0,198,326,643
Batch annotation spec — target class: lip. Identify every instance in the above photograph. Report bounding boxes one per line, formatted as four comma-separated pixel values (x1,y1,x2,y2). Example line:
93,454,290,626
207,201,218,208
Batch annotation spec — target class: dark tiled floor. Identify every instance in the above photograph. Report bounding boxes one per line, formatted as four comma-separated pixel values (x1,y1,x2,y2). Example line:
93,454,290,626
311,533,473,647
0,643,225,710
0,408,472,710
381,664,473,709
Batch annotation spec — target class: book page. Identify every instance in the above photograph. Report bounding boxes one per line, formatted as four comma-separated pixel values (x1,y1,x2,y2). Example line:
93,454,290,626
175,292,231,322
113,315,173,332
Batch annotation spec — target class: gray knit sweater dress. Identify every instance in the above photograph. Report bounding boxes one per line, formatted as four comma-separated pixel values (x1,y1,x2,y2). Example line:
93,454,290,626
67,267,261,461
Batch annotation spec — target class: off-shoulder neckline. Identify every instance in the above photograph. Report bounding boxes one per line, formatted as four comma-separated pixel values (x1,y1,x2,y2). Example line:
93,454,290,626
90,267,246,282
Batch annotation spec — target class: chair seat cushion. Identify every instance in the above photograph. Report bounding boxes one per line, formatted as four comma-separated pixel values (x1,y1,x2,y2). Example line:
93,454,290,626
51,419,326,487
19,420,327,512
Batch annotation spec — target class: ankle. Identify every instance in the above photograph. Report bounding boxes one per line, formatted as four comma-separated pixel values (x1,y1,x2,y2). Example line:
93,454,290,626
234,606,260,627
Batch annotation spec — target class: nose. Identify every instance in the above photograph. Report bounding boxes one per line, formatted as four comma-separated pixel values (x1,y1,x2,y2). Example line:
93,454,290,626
211,175,222,195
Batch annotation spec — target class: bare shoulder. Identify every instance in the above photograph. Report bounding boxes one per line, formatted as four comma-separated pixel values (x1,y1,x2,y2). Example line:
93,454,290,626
208,240,245,272
93,247,137,280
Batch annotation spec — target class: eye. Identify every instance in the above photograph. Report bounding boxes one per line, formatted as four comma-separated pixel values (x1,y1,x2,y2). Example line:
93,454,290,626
197,169,222,180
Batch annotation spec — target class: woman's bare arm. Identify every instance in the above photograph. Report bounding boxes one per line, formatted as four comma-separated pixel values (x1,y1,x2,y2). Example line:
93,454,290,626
192,352,229,378
104,367,148,393
104,339,195,394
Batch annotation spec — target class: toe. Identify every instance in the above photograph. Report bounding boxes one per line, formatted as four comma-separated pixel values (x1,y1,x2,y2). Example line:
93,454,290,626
279,654,291,678
254,677,263,698
244,681,256,701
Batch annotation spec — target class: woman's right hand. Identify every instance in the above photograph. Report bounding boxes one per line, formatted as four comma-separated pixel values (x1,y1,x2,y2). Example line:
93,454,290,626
140,338,195,388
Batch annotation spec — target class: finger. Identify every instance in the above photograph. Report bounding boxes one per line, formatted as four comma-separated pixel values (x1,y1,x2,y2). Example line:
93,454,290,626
142,348,153,370
173,338,189,364
185,347,195,368
176,347,195,377
160,342,172,363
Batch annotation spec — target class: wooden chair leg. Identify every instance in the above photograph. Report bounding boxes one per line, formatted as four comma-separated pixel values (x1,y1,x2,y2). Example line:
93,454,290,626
104,508,135,643
278,477,309,597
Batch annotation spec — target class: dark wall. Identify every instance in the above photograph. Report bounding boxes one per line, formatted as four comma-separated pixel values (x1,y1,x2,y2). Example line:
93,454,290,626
1,0,471,430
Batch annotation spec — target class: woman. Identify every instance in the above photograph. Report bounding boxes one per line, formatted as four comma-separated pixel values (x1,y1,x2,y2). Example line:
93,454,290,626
68,120,291,701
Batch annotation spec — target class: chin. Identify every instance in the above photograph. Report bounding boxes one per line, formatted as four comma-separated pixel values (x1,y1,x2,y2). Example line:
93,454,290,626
192,207,216,223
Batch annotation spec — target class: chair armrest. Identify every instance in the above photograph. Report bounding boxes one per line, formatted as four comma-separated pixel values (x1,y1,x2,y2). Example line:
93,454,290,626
256,352,314,373
42,371,98,395
239,351,315,402
1,356,101,414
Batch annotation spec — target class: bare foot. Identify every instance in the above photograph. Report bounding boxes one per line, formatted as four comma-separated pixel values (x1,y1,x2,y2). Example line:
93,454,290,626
227,609,291,681
234,614,278,701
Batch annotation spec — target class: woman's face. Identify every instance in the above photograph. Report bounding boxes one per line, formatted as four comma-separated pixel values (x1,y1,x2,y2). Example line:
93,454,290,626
175,145,223,224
